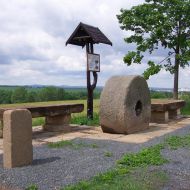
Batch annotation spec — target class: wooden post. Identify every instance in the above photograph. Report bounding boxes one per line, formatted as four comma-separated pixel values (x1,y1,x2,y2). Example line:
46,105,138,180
86,42,98,119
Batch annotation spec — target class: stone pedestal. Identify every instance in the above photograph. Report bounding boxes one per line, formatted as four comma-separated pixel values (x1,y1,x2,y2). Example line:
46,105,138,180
169,109,180,119
43,114,71,132
0,120,3,138
3,109,33,168
151,111,169,123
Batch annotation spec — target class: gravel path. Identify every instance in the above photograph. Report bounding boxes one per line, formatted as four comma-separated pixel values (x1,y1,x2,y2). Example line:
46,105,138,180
0,125,190,190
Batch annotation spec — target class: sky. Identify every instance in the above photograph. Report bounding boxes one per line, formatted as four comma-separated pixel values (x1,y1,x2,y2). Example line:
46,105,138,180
0,0,189,88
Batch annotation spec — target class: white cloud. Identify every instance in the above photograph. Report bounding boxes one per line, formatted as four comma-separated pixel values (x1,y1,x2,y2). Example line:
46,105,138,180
0,0,189,88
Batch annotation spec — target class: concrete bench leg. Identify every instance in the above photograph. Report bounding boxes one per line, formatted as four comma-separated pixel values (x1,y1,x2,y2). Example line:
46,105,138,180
43,114,71,132
3,109,33,168
151,111,169,123
169,109,180,119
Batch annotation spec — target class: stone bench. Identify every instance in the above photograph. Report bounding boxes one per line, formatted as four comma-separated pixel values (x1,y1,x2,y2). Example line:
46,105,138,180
151,99,186,123
0,103,84,137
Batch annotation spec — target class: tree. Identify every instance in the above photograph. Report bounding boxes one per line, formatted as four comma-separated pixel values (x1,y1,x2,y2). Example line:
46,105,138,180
26,91,37,102
11,87,28,103
39,87,59,101
0,90,12,104
117,0,190,99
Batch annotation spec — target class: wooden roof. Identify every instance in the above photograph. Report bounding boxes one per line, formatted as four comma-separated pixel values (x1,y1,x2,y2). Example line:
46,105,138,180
66,22,112,47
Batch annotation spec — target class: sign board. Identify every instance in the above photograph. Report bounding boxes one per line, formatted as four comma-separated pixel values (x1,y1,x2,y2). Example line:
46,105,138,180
87,53,100,72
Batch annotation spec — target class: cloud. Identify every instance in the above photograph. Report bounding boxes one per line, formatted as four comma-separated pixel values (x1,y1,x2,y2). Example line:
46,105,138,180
0,0,188,88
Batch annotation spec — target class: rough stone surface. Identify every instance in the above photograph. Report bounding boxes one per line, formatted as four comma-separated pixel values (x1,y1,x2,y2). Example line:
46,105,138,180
151,111,169,123
0,120,3,138
43,114,71,132
3,109,33,168
100,75,151,134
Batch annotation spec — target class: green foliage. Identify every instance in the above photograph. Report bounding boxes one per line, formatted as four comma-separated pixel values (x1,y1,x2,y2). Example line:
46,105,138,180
11,87,28,103
62,143,169,190
104,151,113,157
48,140,99,149
71,113,99,126
32,117,45,127
62,169,168,190
0,86,101,104
25,184,38,190
143,61,162,80
26,91,37,102
48,140,73,148
150,91,173,99
165,135,190,149
63,133,190,190
117,0,190,81
0,90,12,104
118,144,167,167
38,86,63,101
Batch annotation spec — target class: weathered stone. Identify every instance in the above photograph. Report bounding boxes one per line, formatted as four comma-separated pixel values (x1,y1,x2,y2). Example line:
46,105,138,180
151,99,185,123
0,104,84,138
0,120,3,138
0,104,84,119
3,109,33,168
151,111,169,123
100,75,151,134
43,114,71,132
168,109,180,119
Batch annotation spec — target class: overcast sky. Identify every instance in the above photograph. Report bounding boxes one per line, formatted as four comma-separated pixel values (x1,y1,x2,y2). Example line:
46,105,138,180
0,0,189,88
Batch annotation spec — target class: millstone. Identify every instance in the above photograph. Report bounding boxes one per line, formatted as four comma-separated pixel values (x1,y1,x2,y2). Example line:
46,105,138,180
100,75,151,134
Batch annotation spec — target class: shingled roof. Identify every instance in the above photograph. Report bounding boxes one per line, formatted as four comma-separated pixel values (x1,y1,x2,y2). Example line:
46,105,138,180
66,22,112,47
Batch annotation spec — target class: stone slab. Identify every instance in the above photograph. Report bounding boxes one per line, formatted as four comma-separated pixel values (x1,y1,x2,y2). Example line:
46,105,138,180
0,103,84,119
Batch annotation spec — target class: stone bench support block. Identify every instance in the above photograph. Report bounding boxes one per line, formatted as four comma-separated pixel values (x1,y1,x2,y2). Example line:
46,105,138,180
43,114,71,132
151,111,169,123
168,109,180,119
3,109,33,168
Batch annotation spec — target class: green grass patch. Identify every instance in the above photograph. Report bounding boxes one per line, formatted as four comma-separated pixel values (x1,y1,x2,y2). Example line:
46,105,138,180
181,100,190,115
71,113,99,126
62,144,168,190
118,144,167,167
25,184,38,190
32,117,45,127
104,151,113,157
48,140,99,149
165,135,190,150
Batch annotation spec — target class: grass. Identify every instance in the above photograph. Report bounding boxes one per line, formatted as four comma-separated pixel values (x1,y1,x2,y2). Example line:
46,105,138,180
25,133,190,190
62,144,168,190
165,135,190,150
48,140,99,149
61,133,190,190
25,184,38,190
181,100,190,115
104,151,113,157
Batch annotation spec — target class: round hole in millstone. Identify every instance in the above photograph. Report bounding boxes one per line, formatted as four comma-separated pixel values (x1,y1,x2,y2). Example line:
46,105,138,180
135,100,143,116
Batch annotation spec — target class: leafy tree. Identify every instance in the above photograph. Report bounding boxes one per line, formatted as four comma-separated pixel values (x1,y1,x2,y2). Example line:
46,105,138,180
56,88,65,100
26,91,37,102
11,87,28,103
39,86,58,101
117,0,190,99
0,90,12,104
